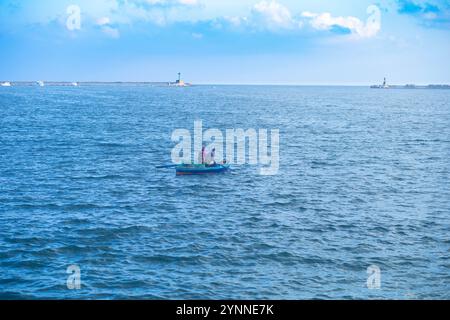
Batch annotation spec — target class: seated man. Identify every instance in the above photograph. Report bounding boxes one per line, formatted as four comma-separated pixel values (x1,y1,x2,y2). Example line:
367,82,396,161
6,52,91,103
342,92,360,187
197,146,206,165
205,148,216,167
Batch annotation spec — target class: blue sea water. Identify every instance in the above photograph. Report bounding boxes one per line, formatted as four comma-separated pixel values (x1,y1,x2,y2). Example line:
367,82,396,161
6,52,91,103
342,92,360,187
0,85,449,299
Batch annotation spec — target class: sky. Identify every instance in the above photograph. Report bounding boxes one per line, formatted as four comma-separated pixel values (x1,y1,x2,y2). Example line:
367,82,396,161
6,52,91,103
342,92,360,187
0,0,449,84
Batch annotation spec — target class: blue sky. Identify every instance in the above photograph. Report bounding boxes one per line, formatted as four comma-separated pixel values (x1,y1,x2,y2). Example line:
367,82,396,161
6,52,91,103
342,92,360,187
0,0,449,84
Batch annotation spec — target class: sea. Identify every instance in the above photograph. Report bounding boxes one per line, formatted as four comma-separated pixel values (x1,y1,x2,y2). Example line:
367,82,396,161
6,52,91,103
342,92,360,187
0,85,449,299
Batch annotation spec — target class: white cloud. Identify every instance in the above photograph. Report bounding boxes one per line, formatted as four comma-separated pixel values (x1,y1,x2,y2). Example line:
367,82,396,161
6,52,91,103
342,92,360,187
141,0,198,6
222,16,249,28
94,14,120,38
101,25,120,38
96,16,111,26
251,1,294,30
211,2,379,38
219,1,299,31
62,0,380,40
301,5,381,38
98,0,200,26
302,11,364,31
177,0,198,5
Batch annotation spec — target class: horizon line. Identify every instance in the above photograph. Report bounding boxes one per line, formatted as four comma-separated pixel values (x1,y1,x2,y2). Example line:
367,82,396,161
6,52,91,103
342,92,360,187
2,81,450,86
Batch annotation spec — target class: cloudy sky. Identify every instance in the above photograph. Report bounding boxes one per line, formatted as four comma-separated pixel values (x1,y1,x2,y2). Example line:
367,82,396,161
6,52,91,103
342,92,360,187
0,0,449,84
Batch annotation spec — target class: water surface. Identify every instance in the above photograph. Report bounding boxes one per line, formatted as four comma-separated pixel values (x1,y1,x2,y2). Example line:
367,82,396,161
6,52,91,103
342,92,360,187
0,85,449,299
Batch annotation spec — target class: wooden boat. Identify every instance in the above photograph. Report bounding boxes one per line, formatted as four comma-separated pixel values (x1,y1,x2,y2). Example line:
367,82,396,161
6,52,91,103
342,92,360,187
176,164,230,176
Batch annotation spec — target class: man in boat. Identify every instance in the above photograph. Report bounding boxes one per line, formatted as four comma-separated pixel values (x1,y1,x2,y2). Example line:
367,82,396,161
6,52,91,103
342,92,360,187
210,148,216,165
197,146,207,165
203,146,207,164
205,148,217,167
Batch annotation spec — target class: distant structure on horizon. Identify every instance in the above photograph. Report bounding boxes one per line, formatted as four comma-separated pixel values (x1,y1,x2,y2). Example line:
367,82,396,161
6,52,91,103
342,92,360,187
168,73,191,87
371,77,389,89
370,78,450,90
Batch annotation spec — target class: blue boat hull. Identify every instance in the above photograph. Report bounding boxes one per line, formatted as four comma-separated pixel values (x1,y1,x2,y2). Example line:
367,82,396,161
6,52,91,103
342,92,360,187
176,164,230,175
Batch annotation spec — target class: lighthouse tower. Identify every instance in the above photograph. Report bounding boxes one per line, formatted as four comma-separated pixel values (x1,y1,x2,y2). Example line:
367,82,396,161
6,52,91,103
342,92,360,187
175,72,186,86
